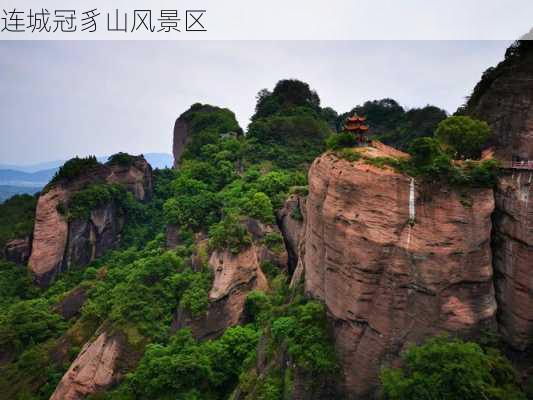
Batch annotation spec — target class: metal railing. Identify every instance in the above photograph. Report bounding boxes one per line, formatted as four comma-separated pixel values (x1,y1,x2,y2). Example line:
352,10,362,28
500,161,533,170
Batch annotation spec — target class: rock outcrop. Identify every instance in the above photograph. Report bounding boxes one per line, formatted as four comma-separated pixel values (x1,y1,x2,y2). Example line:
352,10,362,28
64,203,124,269
3,236,32,265
467,39,533,351
174,219,286,339
55,286,89,320
492,171,533,350
302,150,496,398
173,118,189,168
276,193,306,274
28,156,152,286
28,186,70,285
468,40,533,160
107,156,154,201
50,330,123,400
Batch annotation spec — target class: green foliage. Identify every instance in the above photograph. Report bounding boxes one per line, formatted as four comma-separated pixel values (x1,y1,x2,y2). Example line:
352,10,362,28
406,136,500,187
243,192,274,223
246,113,330,170
0,194,36,250
121,168,177,247
244,291,272,325
381,336,526,400
106,152,137,166
255,373,284,400
163,177,220,231
252,80,321,121
435,116,491,159
50,156,100,185
271,301,337,372
0,261,38,306
125,326,259,399
179,269,212,317
0,298,66,353
90,250,186,341
208,214,252,254
339,99,447,150
245,80,333,170
66,184,125,221
290,205,303,221
262,232,285,253
326,131,357,149
409,137,443,167
254,170,305,209
336,148,363,162
179,103,242,160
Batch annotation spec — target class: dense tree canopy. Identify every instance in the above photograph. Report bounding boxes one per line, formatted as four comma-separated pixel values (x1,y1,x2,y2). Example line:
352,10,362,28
0,79,524,400
381,336,526,400
435,116,491,159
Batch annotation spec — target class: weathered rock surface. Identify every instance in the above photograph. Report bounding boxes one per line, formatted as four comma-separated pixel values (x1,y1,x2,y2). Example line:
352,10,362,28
50,330,122,400
28,186,70,285
165,223,181,249
64,203,124,269
3,236,31,265
468,40,533,160
28,156,152,286
55,286,88,320
107,157,153,201
493,171,533,350
174,220,286,339
467,40,533,351
175,246,269,340
173,118,189,168
277,193,306,274
302,151,497,398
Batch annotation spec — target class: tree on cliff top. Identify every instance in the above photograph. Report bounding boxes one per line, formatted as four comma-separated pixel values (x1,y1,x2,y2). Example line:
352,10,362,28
247,80,331,170
435,116,490,159
252,79,321,121
49,156,100,185
337,99,447,150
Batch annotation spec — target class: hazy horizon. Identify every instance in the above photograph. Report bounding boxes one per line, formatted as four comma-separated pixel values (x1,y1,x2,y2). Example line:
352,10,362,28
0,40,512,164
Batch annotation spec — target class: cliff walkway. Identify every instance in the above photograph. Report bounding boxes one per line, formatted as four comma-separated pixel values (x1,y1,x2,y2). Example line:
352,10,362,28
500,161,533,170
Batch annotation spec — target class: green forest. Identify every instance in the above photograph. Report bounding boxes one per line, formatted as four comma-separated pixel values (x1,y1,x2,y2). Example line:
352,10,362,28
0,79,528,400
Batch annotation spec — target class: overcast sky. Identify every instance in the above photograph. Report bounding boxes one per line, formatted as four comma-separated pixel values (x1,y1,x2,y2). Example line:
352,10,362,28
0,40,512,165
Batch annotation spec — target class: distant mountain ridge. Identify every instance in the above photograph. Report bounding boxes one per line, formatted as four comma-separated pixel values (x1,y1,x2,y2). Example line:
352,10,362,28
0,153,173,202
0,168,57,186
0,153,173,173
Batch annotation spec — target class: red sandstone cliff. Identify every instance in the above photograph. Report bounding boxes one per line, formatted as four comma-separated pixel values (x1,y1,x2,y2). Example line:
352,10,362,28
493,171,533,350
173,218,286,339
28,156,153,286
301,149,496,398
468,39,533,352
50,330,123,400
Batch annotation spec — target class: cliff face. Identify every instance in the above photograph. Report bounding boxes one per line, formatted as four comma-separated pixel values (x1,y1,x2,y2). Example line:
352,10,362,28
302,151,496,398
276,193,306,274
28,185,70,285
468,40,533,351
493,171,533,350
172,118,189,168
174,219,286,340
468,41,533,160
3,237,31,265
28,156,153,286
50,330,123,400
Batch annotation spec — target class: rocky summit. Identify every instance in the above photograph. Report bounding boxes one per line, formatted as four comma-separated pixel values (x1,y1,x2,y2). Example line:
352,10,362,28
1,41,533,400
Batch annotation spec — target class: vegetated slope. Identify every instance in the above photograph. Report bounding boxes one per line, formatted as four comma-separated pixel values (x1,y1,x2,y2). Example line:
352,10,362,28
0,75,529,400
